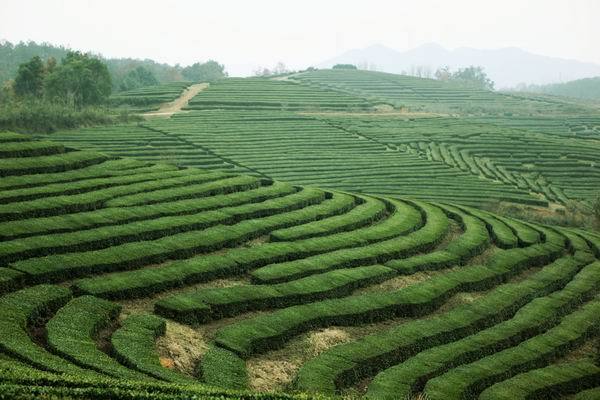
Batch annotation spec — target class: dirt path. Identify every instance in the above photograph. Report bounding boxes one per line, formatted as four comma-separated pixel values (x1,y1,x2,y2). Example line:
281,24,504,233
143,83,208,118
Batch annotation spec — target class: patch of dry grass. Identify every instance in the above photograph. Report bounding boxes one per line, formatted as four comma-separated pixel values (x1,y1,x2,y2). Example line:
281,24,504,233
156,320,208,376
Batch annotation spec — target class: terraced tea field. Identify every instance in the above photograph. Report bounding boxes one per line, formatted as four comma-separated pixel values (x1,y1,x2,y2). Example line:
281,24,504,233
294,69,597,115
45,70,600,211
185,77,374,111
110,81,193,112
1,131,600,399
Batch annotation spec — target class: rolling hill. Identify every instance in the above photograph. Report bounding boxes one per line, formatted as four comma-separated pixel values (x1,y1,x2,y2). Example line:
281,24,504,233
319,43,600,88
519,76,600,101
46,71,600,210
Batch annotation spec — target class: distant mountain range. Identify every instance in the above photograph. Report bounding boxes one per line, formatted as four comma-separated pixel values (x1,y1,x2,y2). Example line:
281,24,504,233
319,43,600,89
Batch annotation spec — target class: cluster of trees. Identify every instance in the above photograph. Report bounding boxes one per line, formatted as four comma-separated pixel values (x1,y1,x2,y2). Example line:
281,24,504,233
0,41,227,93
7,52,112,107
332,64,357,70
118,66,158,91
182,60,226,82
435,65,495,90
1,52,134,133
253,62,292,77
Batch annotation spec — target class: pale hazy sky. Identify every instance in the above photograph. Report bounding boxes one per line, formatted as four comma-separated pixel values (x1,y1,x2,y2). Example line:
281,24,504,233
1,0,598,76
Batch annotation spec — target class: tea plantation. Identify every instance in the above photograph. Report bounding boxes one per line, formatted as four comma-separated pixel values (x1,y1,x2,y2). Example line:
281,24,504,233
2,69,600,399
0,128,599,399
110,81,194,112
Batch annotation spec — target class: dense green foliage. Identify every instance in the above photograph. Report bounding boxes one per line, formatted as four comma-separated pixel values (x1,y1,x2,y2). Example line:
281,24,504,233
13,56,46,98
44,52,112,107
181,60,227,82
1,52,138,133
119,66,159,92
449,65,495,90
0,100,137,133
332,64,357,70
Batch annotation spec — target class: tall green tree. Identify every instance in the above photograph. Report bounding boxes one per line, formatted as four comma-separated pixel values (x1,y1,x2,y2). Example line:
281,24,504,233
13,56,46,97
451,66,494,90
332,64,357,70
45,52,112,107
119,66,158,91
181,60,226,82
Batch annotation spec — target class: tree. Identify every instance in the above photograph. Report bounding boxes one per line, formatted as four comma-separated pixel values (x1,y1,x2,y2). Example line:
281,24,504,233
435,66,451,81
181,60,226,82
451,66,494,90
332,64,357,70
45,52,112,107
119,66,158,91
253,67,272,77
14,56,45,97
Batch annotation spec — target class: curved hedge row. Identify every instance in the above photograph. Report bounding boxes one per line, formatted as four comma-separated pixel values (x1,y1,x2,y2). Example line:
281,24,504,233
46,295,147,380
0,180,296,240
424,296,600,399
294,249,590,395
111,314,191,383
0,285,90,375
365,258,600,399
479,360,600,400
214,227,565,359
0,185,323,264
71,198,417,299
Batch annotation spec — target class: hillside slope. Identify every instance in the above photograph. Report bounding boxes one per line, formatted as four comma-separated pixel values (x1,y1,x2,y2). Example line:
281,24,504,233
519,76,600,101
1,132,599,399
45,70,600,210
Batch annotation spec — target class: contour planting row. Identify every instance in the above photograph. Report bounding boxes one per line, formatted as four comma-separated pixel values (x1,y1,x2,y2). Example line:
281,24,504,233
72,198,420,299
298,250,598,398
269,193,387,241
250,201,448,284
479,360,600,400
0,284,96,376
111,314,192,383
9,187,347,282
0,150,109,177
365,256,600,399
0,357,316,400
47,124,238,171
211,226,566,363
0,180,297,240
45,295,148,381
0,178,296,264
154,202,491,323
0,164,188,204
424,295,600,399
0,157,170,191
185,77,373,111
0,169,235,221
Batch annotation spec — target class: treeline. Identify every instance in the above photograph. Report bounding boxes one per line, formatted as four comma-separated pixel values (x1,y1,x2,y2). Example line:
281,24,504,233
0,40,226,92
0,51,130,133
515,76,600,101
0,41,226,133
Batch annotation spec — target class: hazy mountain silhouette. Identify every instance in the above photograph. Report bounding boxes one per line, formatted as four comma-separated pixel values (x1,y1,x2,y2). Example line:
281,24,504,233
319,43,600,89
